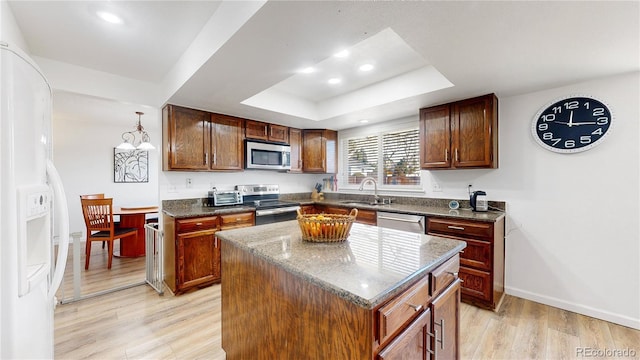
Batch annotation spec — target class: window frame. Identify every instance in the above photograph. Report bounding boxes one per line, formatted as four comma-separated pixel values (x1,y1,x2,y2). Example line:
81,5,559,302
338,118,423,192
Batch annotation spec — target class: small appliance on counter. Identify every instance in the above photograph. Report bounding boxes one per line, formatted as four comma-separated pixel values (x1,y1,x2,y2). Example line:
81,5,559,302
206,187,243,207
470,190,488,212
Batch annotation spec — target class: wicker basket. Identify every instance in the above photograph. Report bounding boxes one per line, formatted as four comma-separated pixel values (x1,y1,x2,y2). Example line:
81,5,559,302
297,208,358,242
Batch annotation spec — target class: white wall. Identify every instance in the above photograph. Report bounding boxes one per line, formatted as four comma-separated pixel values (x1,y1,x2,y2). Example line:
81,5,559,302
53,116,160,236
159,170,326,200
0,1,29,51
424,72,639,329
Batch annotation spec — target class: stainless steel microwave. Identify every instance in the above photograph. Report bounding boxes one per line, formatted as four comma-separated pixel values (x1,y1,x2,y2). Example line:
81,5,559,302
245,140,291,171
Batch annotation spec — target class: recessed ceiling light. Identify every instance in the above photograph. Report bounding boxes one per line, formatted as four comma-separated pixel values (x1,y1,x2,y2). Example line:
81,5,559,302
359,119,369,123
359,64,374,72
333,49,349,58
327,78,342,85
96,11,123,24
299,67,316,74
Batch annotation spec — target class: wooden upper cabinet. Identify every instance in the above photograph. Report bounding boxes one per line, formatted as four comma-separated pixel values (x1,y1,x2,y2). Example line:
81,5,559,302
163,104,244,171
211,114,244,170
420,105,451,169
420,94,498,170
163,105,210,171
289,127,303,173
302,129,337,174
245,119,289,144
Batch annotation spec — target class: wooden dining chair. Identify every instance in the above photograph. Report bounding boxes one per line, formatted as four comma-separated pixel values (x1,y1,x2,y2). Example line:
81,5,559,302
80,198,138,270
80,194,108,248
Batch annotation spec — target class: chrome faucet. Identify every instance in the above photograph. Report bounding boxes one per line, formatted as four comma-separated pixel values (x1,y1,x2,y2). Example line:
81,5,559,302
358,177,380,204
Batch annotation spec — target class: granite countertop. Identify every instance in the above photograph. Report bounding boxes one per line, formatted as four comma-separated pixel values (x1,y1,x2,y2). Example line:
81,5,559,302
162,199,256,218
216,220,466,309
162,195,505,222
297,198,505,222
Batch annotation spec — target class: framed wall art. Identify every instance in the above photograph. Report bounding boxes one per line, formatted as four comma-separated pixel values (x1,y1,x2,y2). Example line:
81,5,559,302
114,148,149,183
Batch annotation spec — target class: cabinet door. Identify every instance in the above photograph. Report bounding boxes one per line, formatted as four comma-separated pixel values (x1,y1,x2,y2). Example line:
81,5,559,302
211,114,244,170
378,308,432,360
212,236,221,282
269,124,289,143
300,205,316,215
420,105,451,169
303,129,337,173
164,105,210,170
289,128,303,173
177,229,217,290
431,280,460,360
451,95,496,168
244,119,269,141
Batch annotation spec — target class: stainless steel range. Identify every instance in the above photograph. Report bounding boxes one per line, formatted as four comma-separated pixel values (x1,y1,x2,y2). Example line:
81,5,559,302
235,184,300,225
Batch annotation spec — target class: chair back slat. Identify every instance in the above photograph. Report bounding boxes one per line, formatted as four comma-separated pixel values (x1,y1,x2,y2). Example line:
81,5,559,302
81,198,115,233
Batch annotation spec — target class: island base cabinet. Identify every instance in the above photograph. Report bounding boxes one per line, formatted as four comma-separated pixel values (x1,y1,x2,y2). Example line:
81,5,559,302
431,279,461,360
378,308,432,360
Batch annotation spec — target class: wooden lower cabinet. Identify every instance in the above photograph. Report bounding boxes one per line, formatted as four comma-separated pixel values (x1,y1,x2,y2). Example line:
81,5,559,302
163,214,220,294
427,216,505,310
431,280,461,360
378,308,432,360
222,241,462,360
314,204,377,225
164,211,254,295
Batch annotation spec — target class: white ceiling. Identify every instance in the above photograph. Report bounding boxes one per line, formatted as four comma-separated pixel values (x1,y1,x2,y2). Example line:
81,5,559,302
7,1,640,130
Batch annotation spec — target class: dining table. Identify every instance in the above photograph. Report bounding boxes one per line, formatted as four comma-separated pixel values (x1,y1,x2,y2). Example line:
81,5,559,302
113,206,159,257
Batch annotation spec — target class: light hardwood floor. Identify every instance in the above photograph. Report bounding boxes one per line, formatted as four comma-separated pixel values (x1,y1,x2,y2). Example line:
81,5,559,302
54,283,639,360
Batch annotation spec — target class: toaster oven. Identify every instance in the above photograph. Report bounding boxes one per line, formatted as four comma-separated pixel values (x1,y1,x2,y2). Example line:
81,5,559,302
207,190,243,207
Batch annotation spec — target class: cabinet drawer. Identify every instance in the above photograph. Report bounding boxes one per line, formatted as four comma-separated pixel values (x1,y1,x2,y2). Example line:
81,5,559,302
459,266,491,301
177,216,219,233
356,209,376,225
430,254,460,297
427,217,493,241
378,276,430,345
460,238,492,271
220,212,255,229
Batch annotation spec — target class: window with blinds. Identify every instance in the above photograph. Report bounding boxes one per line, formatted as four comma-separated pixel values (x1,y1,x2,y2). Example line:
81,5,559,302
345,128,420,186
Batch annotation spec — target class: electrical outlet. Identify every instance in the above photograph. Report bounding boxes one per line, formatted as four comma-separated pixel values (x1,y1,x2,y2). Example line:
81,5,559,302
432,180,442,192
186,178,192,188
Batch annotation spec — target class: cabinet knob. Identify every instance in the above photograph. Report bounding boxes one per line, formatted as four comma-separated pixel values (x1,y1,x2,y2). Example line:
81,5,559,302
406,303,422,312
196,222,203,226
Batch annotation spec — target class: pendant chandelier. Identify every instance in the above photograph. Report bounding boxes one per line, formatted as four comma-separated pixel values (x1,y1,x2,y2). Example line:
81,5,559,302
116,111,155,150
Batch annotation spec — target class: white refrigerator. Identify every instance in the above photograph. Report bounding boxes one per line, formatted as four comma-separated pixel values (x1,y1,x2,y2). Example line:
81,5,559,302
0,42,70,358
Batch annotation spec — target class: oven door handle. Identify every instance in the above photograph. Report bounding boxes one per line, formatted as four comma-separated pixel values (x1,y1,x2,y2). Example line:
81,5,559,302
255,206,301,217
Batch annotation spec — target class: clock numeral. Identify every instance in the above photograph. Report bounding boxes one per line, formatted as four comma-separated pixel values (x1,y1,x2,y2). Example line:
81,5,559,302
552,106,562,114
541,114,555,122
543,132,554,140
551,138,562,146
580,136,592,144
593,107,605,116
538,123,549,131
583,101,590,110
564,101,579,110
565,140,576,148
592,128,603,136
596,117,608,125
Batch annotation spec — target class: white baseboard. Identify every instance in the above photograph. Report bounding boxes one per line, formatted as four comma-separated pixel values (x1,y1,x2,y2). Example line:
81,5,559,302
505,286,640,330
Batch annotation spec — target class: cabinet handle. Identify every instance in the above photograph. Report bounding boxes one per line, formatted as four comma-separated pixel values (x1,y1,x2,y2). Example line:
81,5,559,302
426,331,437,357
264,125,268,135
204,153,208,165
445,148,448,162
406,303,422,312
455,148,459,162
448,271,459,278
434,319,445,349
196,222,203,226
213,152,216,164
447,225,465,230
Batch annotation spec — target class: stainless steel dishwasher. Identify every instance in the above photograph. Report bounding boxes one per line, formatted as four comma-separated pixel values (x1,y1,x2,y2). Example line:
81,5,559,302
376,211,426,234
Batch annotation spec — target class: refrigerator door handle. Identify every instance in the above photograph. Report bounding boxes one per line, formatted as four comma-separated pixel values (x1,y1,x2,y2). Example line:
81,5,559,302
46,160,70,300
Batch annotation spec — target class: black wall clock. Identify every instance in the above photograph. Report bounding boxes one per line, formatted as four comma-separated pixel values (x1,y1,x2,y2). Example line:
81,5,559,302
531,95,614,153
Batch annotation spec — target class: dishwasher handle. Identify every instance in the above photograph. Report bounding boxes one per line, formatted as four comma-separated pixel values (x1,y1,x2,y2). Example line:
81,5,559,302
377,215,423,224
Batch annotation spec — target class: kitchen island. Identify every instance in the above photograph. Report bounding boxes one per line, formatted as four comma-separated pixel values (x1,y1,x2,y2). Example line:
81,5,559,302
217,220,466,359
